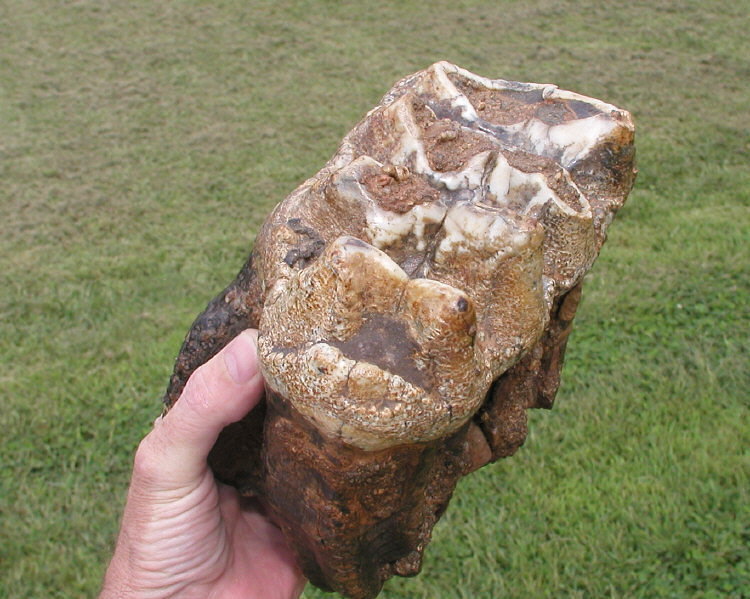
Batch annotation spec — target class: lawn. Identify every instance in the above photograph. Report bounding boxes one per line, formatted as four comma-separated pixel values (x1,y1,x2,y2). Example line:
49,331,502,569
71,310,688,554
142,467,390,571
1,1,748,597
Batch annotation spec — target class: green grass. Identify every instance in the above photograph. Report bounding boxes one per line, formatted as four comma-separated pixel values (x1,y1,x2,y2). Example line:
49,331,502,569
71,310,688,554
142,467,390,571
1,0,748,597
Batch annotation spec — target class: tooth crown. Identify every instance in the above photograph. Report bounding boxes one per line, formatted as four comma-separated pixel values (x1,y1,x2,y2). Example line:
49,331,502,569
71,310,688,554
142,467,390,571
256,61,636,450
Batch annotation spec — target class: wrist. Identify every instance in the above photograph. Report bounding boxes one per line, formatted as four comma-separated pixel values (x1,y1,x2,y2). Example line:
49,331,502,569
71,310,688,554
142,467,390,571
99,523,133,598
99,545,194,599
99,571,134,599
100,542,157,599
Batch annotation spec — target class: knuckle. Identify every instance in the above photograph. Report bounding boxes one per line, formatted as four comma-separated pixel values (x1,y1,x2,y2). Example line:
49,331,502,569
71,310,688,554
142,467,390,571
132,435,162,482
180,365,216,414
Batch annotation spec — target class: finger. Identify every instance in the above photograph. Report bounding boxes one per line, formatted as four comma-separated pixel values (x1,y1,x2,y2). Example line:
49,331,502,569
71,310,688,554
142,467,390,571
136,329,264,487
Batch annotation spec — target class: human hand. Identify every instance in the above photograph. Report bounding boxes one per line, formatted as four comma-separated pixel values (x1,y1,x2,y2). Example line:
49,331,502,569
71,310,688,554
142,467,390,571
100,330,306,599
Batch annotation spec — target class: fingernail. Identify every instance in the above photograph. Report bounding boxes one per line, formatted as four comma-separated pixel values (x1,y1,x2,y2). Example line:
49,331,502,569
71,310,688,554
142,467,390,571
224,330,260,384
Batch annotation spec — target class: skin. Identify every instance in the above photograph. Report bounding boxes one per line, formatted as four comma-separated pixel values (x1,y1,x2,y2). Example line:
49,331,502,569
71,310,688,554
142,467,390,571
100,330,306,599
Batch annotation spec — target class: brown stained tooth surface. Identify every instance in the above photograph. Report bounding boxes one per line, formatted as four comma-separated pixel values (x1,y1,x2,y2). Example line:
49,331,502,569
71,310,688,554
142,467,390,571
163,62,636,599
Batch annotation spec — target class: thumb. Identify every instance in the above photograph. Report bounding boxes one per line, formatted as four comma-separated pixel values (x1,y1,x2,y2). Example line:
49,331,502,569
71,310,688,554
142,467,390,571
135,329,264,488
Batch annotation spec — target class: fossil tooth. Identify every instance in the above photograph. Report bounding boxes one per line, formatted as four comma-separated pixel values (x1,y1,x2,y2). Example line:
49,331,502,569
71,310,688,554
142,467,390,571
164,61,636,599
